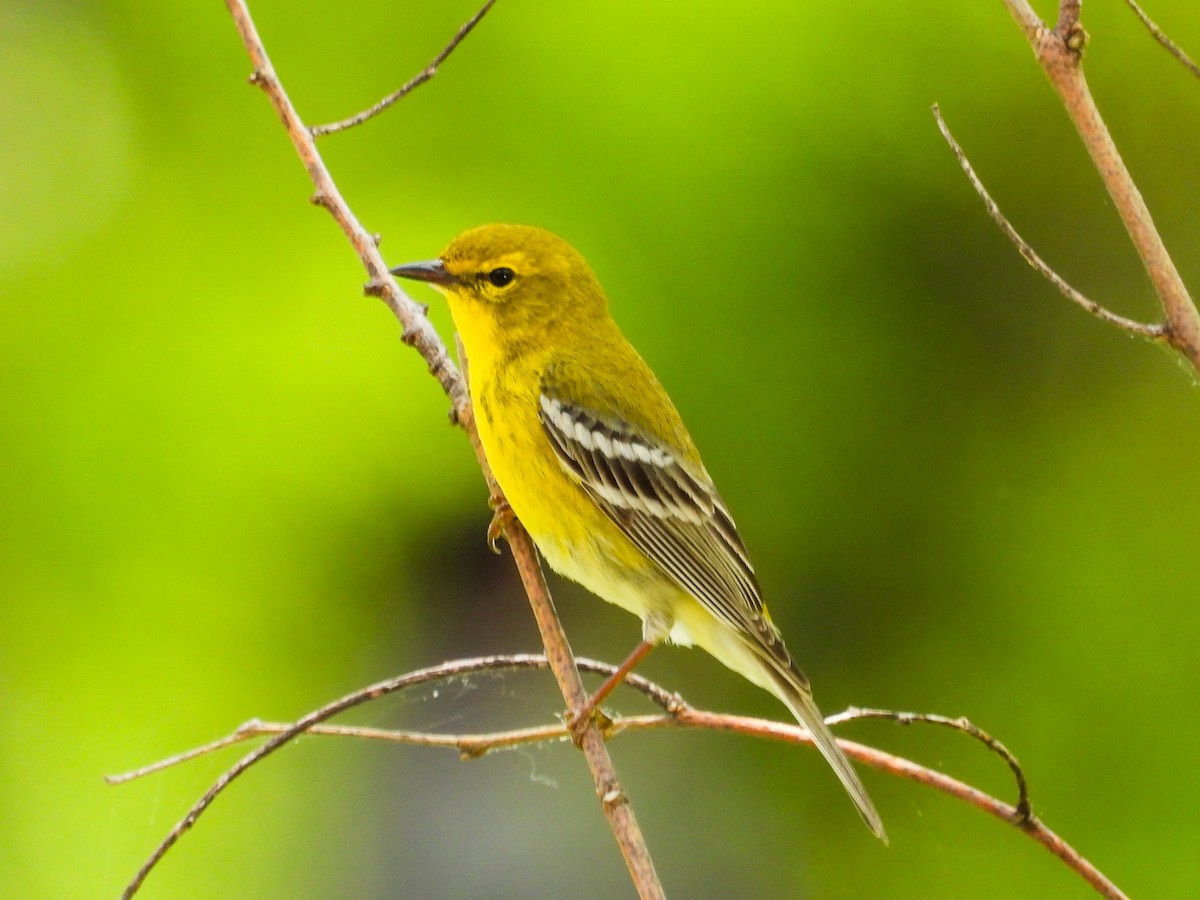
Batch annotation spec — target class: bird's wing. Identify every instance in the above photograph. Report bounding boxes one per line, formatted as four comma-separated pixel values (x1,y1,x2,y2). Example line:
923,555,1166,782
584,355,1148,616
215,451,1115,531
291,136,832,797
538,386,794,670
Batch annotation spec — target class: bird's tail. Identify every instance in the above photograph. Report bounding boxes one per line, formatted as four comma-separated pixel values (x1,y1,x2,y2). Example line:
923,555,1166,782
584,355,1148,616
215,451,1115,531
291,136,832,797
767,665,887,843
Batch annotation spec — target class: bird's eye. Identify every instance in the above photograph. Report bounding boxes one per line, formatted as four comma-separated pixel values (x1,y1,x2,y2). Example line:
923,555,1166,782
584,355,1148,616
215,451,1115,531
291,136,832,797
487,267,515,287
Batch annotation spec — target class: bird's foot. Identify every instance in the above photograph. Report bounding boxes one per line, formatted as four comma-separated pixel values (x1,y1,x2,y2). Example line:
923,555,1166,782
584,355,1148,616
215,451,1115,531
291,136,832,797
566,704,614,747
486,497,514,554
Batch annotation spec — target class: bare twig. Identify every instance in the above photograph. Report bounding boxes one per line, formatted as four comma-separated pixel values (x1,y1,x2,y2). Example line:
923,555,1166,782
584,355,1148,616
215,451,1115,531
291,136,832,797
110,654,1128,900
109,717,572,774
207,5,664,900
481,528,664,894
223,2,463,408
671,708,1127,900
999,0,1200,371
829,707,1031,822
309,0,497,137
932,104,1168,342
115,656,559,898
1122,0,1200,78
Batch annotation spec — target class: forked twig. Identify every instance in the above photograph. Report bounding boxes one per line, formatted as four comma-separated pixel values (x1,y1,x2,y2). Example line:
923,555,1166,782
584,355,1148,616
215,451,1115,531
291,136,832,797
110,654,1128,900
113,656,553,898
220,2,663,898
932,104,1167,342
310,0,497,136
998,0,1200,371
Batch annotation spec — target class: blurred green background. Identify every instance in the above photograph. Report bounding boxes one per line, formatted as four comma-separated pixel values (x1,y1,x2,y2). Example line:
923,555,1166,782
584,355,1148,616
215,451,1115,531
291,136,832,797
2,0,1197,897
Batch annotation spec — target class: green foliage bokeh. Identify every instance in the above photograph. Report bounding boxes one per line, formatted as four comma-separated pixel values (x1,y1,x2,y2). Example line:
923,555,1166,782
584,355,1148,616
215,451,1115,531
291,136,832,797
1,1,1197,897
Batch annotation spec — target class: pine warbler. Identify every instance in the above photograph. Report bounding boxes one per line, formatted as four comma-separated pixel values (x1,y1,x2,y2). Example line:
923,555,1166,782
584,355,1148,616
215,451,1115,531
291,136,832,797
391,224,884,840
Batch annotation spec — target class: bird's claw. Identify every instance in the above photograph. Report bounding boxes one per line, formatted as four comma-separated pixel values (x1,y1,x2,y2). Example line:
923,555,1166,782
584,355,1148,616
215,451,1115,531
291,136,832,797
487,497,514,554
566,705,614,747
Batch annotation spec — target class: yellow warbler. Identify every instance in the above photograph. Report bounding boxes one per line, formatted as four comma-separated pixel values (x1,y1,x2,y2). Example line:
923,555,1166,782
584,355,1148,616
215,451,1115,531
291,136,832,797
391,224,884,840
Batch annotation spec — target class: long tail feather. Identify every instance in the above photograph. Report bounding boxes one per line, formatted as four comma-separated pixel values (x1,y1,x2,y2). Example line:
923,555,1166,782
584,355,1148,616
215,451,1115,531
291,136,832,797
768,667,887,843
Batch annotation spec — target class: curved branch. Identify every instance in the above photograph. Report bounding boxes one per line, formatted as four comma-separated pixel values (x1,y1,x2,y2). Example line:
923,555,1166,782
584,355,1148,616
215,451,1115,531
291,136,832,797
114,658,524,897
828,706,1031,822
932,105,1167,342
110,654,1128,900
310,0,498,137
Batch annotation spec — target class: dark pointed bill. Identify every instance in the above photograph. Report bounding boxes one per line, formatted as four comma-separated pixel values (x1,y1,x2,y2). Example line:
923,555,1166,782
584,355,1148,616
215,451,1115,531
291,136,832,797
389,259,461,286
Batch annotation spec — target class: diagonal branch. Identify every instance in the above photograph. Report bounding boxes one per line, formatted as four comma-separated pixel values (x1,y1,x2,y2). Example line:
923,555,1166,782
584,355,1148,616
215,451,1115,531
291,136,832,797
932,104,1167,342
223,2,462,407
310,0,497,137
205,4,664,900
999,0,1200,372
1121,0,1200,79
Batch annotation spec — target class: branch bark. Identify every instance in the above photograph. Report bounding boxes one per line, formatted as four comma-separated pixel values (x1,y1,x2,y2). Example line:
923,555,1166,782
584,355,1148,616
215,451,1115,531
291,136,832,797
201,3,664,899
933,104,1167,341
998,0,1200,371
309,0,498,137
110,655,1130,900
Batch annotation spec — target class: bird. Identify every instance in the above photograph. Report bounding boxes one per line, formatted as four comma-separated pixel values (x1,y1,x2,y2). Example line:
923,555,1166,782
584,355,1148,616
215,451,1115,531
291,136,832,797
390,223,884,840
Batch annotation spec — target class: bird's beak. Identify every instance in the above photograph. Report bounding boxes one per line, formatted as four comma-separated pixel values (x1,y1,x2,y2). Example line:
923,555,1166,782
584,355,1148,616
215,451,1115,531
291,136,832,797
389,259,461,287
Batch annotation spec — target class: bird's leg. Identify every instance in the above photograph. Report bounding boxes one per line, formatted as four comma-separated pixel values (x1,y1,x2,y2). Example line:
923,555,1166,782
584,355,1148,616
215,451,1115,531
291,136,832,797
486,496,514,554
568,639,655,744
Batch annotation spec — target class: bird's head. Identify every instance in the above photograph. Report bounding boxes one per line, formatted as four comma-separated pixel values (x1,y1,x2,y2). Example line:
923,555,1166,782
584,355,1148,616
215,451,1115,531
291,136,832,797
390,224,608,326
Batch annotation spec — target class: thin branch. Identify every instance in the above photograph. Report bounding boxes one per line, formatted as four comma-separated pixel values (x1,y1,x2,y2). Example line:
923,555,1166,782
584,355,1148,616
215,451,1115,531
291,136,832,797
115,656,556,898
1004,0,1043,43
495,526,659,896
310,0,497,137
108,655,676,785
828,707,1031,822
1122,0,1200,79
452,341,662,894
223,2,463,408
213,4,664,900
114,654,661,897
932,104,1167,342
110,654,1128,900
672,708,1127,900
999,0,1200,371
109,718,572,775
